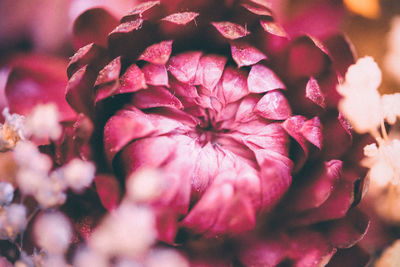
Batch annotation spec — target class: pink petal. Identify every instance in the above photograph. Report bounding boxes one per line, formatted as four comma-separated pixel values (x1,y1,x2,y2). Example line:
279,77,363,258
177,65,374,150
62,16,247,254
221,67,249,103
142,63,169,87
117,64,147,94
241,3,273,16
120,136,177,176
282,115,308,153
231,41,267,68
301,116,323,149
306,76,326,108
138,40,173,65
248,64,285,93
109,18,143,35
259,20,287,37
6,54,76,121
104,106,155,163
162,12,199,25
73,8,119,48
132,86,183,109
94,174,121,211
211,21,250,40
194,54,227,90
67,43,107,78
255,90,291,120
170,78,199,98
66,65,95,116
126,1,160,17
167,51,202,83
289,160,342,213
94,57,121,87
324,35,356,78
235,95,261,122
181,183,235,234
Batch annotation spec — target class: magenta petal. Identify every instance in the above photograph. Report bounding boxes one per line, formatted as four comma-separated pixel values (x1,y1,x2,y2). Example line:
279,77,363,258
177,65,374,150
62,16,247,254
73,8,119,49
306,76,326,108
126,1,160,17
6,54,76,121
104,106,155,163
167,51,202,83
162,12,199,25
67,43,108,78
239,238,286,267
301,116,323,149
290,160,342,212
170,78,199,98
66,65,95,116
255,90,291,120
282,115,308,153
94,57,121,87
231,41,267,68
221,67,249,103
211,21,250,40
120,136,177,175
241,3,273,16
181,183,235,234
132,86,183,109
94,174,121,211
194,54,227,90
117,64,147,94
259,20,287,37
109,18,144,35
235,95,261,122
142,63,169,87
138,40,173,65
259,152,292,210
248,64,285,93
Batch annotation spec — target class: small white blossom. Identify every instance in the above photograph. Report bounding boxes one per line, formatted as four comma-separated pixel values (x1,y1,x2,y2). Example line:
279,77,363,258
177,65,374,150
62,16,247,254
33,212,72,254
13,141,52,173
0,203,27,240
0,182,14,206
337,56,383,134
146,249,189,267
0,108,26,151
25,103,62,141
363,138,400,187
62,159,95,193
89,202,156,258
381,93,400,125
73,247,108,267
126,168,162,203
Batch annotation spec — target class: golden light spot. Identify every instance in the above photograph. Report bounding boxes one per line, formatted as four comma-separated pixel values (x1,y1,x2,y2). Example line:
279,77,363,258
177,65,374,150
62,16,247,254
344,0,381,19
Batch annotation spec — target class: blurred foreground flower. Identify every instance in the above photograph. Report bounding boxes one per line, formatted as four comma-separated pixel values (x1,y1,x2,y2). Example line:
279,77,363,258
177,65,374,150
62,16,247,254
60,0,371,265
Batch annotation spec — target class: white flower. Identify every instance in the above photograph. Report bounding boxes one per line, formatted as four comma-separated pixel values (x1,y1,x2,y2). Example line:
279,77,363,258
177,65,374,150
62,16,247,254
126,168,162,203
33,212,72,254
89,202,156,258
73,247,108,267
0,204,27,240
0,182,14,206
61,159,95,193
25,103,62,141
337,56,383,134
381,93,400,125
0,108,26,151
13,141,52,173
146,249,189,267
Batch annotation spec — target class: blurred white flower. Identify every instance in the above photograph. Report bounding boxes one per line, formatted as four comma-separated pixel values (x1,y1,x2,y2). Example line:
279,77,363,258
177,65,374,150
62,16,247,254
14,141,52,173
0,182,14,206
61,158,95,193
146,249,189,267
381,93,400,125
126,168,162,203
337,56,383,134
0,203,27,240
73,247,108,267
89,202,156,258
33,212,72,254
0,108,26,151
25,103,62,141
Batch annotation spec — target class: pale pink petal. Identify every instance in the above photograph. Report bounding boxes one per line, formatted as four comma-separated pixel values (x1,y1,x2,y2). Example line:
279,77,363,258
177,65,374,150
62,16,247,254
167,51,202,83
248,64,285,93
306,77,326,108
301,116,323,149
142,63,169,87
235,95,261,123
259,20,287,37
211,21,250,40
231,41,267,68
132,86,183,109
194,55,227,90
117,64,147,94
138,40,173,65
221,67,249,103
255,90,291,120
162,12,199,25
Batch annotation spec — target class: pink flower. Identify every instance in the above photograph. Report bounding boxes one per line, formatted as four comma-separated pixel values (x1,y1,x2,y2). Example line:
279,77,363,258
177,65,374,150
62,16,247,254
2,0,370,266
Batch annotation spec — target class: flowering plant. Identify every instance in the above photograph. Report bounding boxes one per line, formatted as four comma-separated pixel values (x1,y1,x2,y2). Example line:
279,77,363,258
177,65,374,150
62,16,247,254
0,0,372,266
